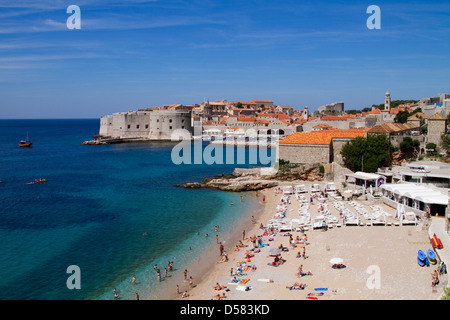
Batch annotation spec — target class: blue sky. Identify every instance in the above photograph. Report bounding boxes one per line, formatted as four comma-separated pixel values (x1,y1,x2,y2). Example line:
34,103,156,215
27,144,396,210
0,0,449,118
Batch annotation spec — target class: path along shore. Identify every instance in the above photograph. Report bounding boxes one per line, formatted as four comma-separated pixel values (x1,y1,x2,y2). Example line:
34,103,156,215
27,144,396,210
178,182,447,300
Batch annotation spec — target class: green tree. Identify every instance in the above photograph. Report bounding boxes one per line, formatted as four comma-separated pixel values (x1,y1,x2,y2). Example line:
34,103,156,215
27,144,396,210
426,142,437,156
400,137,420,154
341,134,394,173
394,110,410,123
441,133,450,155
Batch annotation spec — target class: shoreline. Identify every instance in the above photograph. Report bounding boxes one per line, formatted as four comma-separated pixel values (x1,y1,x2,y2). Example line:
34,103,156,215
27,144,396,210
164,191,265,300
180,181,447,300
137,191,265,300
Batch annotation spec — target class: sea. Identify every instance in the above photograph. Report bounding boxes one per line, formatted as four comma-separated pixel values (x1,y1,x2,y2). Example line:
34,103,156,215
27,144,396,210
0,119,274,300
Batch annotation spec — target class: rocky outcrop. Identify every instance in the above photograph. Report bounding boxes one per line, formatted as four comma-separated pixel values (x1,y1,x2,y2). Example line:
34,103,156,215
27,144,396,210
181,164,325,192
182,170,279,192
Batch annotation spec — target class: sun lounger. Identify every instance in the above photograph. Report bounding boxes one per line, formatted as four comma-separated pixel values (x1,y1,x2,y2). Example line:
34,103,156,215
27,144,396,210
401,212,417,226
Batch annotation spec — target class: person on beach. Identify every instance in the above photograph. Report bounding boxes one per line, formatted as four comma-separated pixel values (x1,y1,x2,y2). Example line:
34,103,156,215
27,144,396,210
432,270,439,287
164,267,168,279
177,285,180,294
135,292,139,300
131,275,136,284
218,252,228,263
238,240,247,247
184,269,188,280
242,230,246,240
286,282,305,290
216,234,219,244
154,264,157,271
219,242,224,256
189,276,194,288
274,254,285,266
212,293,226,300
182,291,189,298
157,269,161,282
213,283,227,291
297,265,312,277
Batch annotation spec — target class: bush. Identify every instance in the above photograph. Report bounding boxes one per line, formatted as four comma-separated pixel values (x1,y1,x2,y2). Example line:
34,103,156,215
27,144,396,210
341,134,394,173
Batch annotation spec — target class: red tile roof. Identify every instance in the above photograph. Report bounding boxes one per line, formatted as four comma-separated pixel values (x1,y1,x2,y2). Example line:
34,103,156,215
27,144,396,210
279,128,369,145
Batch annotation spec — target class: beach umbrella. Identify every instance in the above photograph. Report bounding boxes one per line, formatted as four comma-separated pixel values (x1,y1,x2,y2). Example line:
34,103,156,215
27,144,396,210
270,248,282,255
329,257,344,265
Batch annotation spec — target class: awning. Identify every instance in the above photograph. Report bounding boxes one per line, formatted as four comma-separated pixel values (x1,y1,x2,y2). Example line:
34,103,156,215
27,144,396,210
381,183,448,205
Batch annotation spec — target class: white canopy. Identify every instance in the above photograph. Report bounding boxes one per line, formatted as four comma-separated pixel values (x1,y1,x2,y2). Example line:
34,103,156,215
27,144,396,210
352,172,383,180
381,183,448,205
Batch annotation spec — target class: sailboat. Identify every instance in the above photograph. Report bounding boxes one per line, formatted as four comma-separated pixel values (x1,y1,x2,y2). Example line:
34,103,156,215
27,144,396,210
19,132,33,147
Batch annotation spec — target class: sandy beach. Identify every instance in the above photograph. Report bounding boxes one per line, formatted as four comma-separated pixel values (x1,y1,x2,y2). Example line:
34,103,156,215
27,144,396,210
178,182,446,300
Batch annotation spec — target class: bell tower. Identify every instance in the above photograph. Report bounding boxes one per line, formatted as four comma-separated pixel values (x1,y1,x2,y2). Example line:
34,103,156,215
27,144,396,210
385,90,391,111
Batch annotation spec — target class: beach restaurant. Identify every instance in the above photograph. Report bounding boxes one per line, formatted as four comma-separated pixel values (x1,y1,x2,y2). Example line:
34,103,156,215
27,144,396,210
344,172,386,191
380,183,449,216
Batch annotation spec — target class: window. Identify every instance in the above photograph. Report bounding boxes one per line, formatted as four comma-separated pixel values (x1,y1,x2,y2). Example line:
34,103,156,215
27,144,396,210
169,119,172,123
145,124,149,129
136,125,140,129
127,125,130,129
169,126,173,130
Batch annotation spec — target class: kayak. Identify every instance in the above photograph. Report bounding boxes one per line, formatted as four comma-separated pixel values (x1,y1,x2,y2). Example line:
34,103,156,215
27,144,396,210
428,249,437,265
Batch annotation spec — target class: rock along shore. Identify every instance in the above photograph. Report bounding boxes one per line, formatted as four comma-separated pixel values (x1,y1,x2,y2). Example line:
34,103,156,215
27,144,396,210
181,164,325,192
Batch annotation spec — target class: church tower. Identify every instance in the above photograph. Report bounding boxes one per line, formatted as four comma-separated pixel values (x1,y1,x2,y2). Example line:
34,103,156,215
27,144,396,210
303,106,309,120
385,90,391,111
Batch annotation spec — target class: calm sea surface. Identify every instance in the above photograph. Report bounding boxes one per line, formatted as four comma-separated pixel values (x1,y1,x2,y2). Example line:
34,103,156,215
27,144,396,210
0,119,272,300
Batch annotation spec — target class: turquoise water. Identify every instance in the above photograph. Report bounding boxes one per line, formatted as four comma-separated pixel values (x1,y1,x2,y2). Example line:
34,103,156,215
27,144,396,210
0,119,271,300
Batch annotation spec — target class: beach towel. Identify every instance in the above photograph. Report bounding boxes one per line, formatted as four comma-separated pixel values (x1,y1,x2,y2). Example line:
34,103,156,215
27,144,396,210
307,292,324,297
236,285,251,292
257,279,273,283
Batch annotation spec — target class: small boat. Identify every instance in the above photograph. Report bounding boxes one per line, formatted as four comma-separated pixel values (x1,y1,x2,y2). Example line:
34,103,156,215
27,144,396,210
427,249,437,265
27,178,47,185
19,133,32,148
